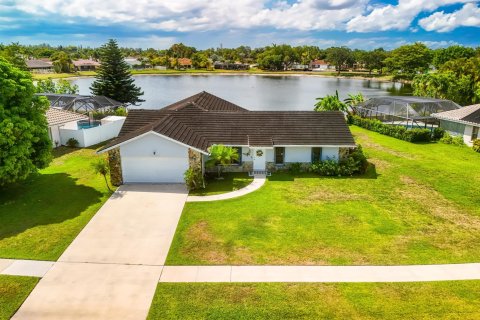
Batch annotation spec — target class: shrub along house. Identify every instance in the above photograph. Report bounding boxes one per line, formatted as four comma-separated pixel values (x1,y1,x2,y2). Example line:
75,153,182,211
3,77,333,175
98,92,356,185
432,104,480,146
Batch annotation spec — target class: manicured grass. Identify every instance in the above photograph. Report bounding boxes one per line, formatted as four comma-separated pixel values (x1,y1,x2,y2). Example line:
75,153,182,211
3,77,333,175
148,281,480,319
166,126,480,265
0,275,39,320
32,71,95,80
0,146,111,260
189,172,253,196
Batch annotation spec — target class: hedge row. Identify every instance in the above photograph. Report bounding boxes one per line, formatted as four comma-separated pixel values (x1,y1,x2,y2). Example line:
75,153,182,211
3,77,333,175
348,115,433,142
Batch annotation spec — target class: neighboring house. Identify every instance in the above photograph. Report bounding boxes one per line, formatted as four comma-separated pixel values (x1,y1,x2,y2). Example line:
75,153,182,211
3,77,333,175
177,58,192,68
432,104,480,146
309,59,333,71
73,59,101,71
290,63,309,71
26,59,54,73
46,108,88,147
214,62,249,70
125,57,149,69
98,91,356,184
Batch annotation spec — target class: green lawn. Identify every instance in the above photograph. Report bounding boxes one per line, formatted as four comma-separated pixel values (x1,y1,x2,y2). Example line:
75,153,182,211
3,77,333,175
190,173,253,196
148,281,480,319
0,146,111,260
166,126,480,265
0,275,39,320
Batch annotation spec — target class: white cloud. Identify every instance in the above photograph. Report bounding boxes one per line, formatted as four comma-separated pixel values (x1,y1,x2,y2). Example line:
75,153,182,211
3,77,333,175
9,0,368,31
1,0,479,37
419,3,480,32
346,0,472,32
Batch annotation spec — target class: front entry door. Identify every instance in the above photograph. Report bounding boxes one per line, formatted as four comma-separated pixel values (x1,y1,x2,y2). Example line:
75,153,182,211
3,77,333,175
275,147,285,164
253,148,266,171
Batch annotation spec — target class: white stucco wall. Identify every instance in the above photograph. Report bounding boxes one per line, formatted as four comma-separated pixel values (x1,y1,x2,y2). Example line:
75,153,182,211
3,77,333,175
463,125,474,146
265,149,274,162
59,118,125,147
49,125,61,147
120,133,189,183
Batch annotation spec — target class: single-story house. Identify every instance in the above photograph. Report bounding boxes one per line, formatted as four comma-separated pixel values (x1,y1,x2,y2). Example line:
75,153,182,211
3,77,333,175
98,92,356,184
432,104,480,146
73,59,101,71
309,59,333,71
46,108,88,147
125,57,149,69
177,58,192,68
26,59,54,73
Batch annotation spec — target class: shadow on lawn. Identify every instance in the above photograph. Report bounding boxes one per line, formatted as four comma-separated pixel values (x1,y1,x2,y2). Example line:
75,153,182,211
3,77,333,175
0,172,103,240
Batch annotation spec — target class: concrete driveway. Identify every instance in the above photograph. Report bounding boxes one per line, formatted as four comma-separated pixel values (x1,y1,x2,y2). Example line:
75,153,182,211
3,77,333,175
14,184,187,320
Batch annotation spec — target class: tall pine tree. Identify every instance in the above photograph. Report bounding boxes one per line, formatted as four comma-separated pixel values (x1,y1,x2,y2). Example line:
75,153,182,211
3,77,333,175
90,39,144,105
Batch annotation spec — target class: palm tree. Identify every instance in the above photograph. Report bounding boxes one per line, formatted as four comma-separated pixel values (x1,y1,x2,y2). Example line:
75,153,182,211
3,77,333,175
344,92,365,114
92,159,113,192
205,145,239,179
314,90,348,112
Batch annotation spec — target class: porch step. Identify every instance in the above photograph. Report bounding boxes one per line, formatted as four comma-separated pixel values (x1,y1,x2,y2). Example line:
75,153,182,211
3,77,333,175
249,170,271,177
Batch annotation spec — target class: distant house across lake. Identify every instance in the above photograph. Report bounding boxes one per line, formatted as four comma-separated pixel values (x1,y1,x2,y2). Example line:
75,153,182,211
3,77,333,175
309,59,333,72
26,59,54,73
73,59,100,71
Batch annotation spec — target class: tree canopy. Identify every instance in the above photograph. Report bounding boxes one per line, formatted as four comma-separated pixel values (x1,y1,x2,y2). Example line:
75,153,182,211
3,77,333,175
90,39,144,105
325,47,354,75
412,55,480,106
36,78,79,94
384,43,433,80
0,58,52,185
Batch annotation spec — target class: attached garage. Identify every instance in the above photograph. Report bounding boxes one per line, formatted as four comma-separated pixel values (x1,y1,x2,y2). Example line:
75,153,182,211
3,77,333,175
120,133,190,183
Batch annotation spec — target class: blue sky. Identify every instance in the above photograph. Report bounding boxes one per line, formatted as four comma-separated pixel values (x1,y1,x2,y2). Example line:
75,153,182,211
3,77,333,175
0,0,479,49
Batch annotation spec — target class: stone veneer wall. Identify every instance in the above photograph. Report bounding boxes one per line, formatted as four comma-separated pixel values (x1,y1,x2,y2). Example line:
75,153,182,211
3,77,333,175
188,149,202,171
339,147,352,161
108,148,123,186
205,161,253,173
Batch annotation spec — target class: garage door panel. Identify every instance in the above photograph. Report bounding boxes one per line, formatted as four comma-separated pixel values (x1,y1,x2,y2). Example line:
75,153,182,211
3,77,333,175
122,156,188,183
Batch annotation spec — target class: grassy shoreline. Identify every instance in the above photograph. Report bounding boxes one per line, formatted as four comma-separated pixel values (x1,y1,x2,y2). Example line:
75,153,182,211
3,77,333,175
32,69,396,82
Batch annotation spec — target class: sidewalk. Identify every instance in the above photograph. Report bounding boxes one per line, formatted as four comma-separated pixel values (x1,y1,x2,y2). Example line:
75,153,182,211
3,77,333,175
159,264,480,283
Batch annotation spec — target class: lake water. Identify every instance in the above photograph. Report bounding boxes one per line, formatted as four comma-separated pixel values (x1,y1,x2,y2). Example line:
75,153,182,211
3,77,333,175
70,75,411,111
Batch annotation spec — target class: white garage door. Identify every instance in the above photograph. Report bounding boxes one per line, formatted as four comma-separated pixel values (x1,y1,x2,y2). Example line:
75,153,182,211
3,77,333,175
121,156,188,183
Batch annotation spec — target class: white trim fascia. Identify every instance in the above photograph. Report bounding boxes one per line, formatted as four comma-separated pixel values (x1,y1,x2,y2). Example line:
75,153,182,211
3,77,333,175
433,115,480,128
274,144,357,148
97,131,209,155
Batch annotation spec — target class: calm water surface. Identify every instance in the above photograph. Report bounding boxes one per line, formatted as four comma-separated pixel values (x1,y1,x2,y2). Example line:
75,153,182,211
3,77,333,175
71,75,411,111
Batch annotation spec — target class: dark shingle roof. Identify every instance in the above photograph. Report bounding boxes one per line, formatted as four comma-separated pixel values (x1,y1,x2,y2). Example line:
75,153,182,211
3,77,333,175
100,92,355,153
162,91,248,112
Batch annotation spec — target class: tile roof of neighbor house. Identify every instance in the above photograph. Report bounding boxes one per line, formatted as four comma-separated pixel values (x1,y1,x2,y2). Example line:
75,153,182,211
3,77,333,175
73,59,101,67
177,58,192,66
310,59,329,65
25,59,53,69
99,92,355,153
46,108,88,126
432,104,480,125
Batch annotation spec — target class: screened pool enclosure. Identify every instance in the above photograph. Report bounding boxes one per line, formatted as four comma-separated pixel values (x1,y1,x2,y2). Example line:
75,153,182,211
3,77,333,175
37,94,123,114
353,96,461,129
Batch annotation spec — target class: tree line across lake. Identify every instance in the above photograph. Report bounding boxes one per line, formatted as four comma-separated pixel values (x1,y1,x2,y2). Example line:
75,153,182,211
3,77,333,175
1,40,479,105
